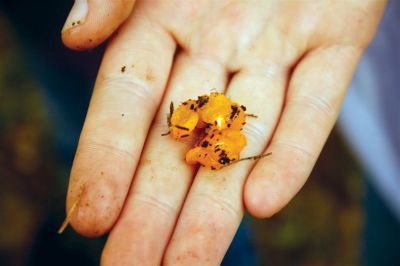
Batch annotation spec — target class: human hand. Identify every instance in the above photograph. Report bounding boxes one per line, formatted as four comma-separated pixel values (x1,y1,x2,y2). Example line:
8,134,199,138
62,0,386,265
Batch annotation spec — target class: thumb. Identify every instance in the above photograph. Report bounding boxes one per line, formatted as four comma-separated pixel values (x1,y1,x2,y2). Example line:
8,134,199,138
61,0,136,51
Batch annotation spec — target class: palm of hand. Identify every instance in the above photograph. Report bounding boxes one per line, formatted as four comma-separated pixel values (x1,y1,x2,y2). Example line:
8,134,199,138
63,0,385,265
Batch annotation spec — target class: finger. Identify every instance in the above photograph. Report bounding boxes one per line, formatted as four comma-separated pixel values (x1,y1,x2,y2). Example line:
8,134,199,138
245,45,363,218
163,63,287,265
62,0,136,50
101,53,227,265
65,5,176,237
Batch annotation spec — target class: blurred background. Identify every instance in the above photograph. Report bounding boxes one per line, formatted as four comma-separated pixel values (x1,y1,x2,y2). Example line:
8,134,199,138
0,1,397,266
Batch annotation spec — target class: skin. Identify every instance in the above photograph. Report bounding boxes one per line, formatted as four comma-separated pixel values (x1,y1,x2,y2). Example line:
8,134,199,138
62,0,386,265
62,0,136,50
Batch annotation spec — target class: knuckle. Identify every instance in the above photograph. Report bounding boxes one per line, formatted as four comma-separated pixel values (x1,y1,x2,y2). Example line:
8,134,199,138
273,138,314,163
132,192,177,217
191,192,241,219
100,73,159,109
289,93,336,120
77,137,137,163
242,121,268,147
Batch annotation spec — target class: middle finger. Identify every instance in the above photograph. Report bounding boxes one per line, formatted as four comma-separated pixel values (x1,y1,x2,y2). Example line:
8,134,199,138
164,62,287,265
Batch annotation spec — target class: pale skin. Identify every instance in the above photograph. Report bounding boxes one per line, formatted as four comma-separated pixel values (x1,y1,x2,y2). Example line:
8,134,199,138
61,0,386,265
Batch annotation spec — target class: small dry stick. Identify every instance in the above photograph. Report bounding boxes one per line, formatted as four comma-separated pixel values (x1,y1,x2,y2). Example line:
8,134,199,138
221,152,272,169
161,101,174,136
161,129,171,136
58,183,85,234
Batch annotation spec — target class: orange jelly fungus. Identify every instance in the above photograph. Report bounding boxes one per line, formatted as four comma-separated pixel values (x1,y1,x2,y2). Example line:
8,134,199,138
163,92,270,170
168,99,199,140
186,129,247,170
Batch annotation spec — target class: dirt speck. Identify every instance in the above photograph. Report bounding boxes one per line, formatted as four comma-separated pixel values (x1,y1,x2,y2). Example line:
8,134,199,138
121,66,126,73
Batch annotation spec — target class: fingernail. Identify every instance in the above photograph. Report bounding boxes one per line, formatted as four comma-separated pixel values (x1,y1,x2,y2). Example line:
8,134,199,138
62,0,88,32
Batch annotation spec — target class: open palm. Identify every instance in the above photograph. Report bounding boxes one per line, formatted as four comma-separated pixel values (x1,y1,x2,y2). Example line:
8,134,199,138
62,0,385,265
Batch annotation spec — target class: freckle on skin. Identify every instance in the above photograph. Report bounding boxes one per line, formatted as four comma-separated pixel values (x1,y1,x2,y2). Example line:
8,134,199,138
146,68,155,81
187,250,199,259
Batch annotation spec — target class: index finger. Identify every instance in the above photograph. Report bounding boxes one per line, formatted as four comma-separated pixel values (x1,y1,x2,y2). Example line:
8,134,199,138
63,5,175,237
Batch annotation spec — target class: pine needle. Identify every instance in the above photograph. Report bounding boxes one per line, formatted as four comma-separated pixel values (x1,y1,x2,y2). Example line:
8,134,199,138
58,183,85,234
